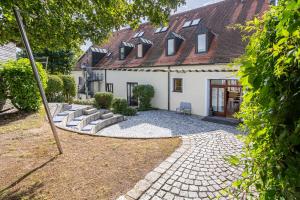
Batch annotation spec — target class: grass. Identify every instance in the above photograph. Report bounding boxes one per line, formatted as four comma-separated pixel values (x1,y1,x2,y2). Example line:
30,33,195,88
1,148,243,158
0,109,181,200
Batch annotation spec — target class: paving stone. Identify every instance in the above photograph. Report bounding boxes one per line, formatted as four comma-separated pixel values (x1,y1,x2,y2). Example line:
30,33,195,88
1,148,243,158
114,122,243,200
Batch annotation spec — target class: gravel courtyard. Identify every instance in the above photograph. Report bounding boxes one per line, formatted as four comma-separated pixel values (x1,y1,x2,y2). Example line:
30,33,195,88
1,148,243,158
97,110,240,138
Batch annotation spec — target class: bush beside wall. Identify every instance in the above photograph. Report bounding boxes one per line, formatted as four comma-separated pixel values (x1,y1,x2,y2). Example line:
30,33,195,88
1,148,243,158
94,92,113,109
1,58,47,111
112,98,136,116
60,75,76,103
133,84,154,111
46,74,64,102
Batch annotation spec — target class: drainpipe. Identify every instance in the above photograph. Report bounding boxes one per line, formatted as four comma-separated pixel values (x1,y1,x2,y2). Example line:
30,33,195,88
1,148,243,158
104,69,107,92
168,66,170,111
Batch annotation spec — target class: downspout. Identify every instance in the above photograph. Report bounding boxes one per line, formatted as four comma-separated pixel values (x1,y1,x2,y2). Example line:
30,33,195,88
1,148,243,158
104,69,107,91
168,66,170,111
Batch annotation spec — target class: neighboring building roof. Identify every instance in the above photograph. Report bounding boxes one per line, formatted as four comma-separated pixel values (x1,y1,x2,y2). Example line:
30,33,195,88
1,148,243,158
78,0,269,70
0,43,16,63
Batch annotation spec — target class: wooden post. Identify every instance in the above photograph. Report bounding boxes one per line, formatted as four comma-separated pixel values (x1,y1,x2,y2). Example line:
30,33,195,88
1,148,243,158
13,6,63,154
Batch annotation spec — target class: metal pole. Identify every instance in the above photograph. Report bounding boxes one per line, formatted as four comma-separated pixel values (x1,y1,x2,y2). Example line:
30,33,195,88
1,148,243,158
13,6,63,154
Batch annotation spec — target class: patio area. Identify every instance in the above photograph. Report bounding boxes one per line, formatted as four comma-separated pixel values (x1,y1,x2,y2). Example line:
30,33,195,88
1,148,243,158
97,110,240,138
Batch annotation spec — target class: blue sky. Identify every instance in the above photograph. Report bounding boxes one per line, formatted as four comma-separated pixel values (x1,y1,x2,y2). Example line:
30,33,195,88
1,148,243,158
81,0,223,51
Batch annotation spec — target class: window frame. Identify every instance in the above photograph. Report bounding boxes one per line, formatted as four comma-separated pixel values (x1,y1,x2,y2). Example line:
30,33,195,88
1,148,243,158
105,83,113,93
196,33,207,54
137,43,143,58
120,47,125,60
173,78,183,93
167,38,175,56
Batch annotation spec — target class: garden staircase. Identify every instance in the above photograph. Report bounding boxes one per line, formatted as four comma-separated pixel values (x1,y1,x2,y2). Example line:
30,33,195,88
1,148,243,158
53,104,124,135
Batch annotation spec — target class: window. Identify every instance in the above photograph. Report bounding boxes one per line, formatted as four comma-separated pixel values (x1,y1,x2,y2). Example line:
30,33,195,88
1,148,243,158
78,77,83,85
155,26,169,33
197,34,207,53
106,83,113,93
133,31,144,38
167,39,175,56
183,21,192,28
120,47,125,60
137,44,143,58
191,18,201,26
173,78,183,92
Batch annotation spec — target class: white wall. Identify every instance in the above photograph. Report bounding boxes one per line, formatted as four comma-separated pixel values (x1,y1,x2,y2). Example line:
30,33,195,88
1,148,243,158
106,70,169,110
72,64,239,116
0,43,16,62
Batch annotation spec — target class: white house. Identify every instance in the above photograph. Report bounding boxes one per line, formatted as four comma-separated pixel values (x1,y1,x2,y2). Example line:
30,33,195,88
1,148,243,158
72,0,269,117
0,43,16,62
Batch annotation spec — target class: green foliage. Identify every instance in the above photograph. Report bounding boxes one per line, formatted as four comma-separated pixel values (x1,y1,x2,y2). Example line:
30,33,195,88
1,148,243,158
18,49,78,74
0,69,6,110
231,1,300,199
133,84,155,111
112,98,137,116
45,74,64,102
94,92,113,109
1,58,47,111
0,0,184,51
72,98,95,106
59,75,76,103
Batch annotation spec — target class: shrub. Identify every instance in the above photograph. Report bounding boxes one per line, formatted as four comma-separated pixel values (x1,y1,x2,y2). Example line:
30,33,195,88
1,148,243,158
112,98,136,116
72,98,95,106
45,74,64,102
60,75,76,103
1,58,47,111
0,70,6,110
94,92,113,109
230,1,300,199
133,84,154,111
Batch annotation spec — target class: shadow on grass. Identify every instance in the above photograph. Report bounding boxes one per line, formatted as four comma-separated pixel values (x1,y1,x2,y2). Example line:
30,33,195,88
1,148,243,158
0,156,58,199
0,110,36,126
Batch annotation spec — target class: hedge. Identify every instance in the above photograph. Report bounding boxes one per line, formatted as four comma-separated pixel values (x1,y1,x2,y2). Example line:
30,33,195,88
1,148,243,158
133,84,154,111
94,92,113,109
45,74,64,102
1,58,47,111
112,98,136,116
59,75,76,103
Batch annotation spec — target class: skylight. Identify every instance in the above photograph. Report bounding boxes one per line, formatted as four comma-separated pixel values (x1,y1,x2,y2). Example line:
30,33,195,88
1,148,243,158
182,21,192,28
182,18,201,28
154,26,169,33
133,31,144,38
191,18,201,26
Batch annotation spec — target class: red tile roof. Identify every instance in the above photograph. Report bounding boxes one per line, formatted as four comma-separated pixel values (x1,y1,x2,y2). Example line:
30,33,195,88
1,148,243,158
83,0,269,69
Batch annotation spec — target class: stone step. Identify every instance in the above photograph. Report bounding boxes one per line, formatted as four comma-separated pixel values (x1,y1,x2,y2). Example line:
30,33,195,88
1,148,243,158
83,108,98,115
66,120,81,127
82,124,96,131
53,115,65,123
74,115,89,121
57,111,70,116
101,112,114,119
90,119,104,125
93,114,124,133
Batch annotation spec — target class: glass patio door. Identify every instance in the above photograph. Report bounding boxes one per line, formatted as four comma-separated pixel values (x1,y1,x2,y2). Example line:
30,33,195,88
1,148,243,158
211,83,226,116
127,82,138,106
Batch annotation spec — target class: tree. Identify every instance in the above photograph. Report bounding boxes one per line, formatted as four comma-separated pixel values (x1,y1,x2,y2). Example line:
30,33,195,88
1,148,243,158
0,0,185,51
231,0,300,199
18,49,80,74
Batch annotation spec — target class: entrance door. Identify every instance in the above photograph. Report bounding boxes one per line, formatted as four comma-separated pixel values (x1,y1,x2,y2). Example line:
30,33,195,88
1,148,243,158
210,79,242,117
127,82,138,106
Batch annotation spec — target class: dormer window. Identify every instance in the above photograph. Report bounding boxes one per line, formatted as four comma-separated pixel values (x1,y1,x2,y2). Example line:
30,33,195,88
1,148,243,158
137,44,143,58
120,47,125,60
136,37,152,58
133,31,144,38
197,34,207,53
166,32,184,56
88,47,109,67
167,39,175,55
119,42,134,60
